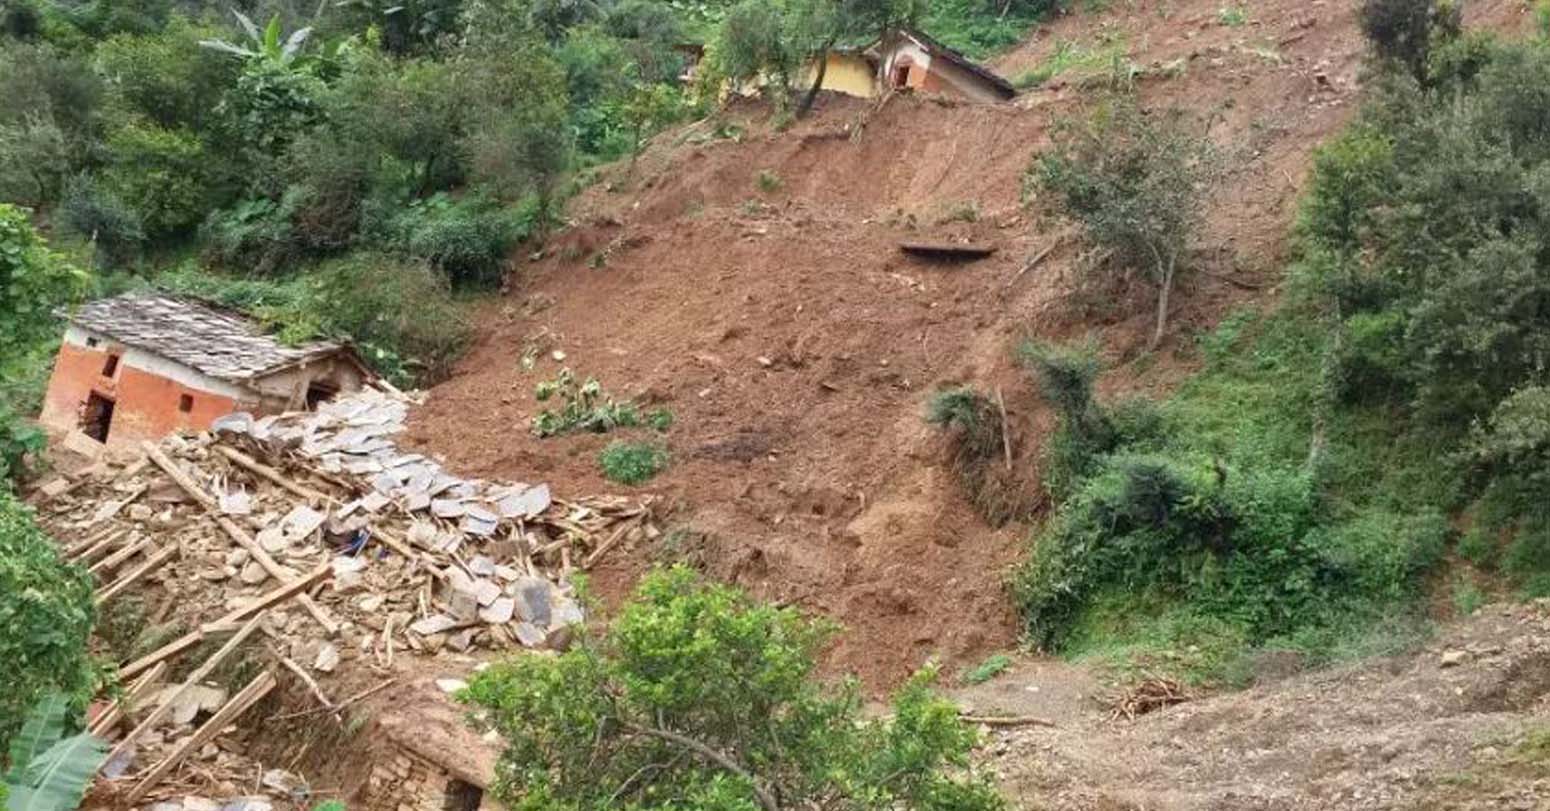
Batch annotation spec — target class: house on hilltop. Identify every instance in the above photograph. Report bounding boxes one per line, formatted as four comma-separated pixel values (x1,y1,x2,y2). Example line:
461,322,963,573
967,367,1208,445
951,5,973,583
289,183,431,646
798,27,1017,103
40,292,370,448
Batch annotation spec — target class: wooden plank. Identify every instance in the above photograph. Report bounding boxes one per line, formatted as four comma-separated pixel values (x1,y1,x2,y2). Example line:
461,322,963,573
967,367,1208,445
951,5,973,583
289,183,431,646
88,535,154,577
142,442,339,635
203,562,332,630
215,445,332,505
124,670,277,803
120,632,204,681
95,545,177,607
104,614,266,769
68,528,130,565
89,662,167,737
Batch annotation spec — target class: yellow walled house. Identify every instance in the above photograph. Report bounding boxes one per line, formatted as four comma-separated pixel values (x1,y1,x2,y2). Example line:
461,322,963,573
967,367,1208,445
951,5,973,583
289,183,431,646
799,27,1017,103
800,49,882,98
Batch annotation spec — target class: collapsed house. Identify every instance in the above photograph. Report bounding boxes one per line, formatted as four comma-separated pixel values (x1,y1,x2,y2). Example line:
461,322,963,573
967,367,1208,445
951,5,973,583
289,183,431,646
802,27,1019,103
39,292,371,449
30,386,656,810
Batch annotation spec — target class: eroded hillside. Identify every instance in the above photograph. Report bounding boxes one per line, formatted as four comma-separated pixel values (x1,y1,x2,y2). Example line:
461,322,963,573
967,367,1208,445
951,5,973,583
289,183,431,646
403,0,1533,687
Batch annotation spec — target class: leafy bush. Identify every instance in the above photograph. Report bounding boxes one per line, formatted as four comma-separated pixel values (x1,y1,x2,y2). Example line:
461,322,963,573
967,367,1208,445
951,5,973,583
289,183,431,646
57,174,145,270
199,195,304,274
375,194,519,287
1032,98,1216,349
100,120,209,239
0,492,97,752
531,368,640,437
94,19,236,131
462,567,1005,811
599,440,669,485
305,254,472,385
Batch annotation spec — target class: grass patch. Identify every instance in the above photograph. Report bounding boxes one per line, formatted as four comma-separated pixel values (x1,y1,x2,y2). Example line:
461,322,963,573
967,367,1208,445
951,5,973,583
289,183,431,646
756,170,782,193
1013,33,1130,89
962,653,1013,685
599,441,668,485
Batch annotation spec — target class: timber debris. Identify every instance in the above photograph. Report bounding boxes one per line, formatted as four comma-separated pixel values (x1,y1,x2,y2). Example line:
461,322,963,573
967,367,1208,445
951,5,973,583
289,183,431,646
31,385,656,805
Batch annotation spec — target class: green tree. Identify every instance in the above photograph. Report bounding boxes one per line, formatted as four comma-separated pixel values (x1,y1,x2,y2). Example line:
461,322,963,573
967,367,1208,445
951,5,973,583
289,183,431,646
1032,98,1215,350
463,567,1004,811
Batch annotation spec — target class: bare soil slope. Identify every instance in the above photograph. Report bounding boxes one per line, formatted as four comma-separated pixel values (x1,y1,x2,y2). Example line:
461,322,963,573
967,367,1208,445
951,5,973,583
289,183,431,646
404,0,1533,689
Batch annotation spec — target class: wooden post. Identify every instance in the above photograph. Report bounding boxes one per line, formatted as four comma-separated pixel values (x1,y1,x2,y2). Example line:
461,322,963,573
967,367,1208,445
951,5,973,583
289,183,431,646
124,670,277,803
142,442,339,635
104,613,266,769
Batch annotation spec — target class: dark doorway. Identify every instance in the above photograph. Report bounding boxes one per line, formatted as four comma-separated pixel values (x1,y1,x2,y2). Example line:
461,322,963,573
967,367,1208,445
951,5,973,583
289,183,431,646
81,392,115,443
891,63,911,88
305,380,339,410
443,780,482,811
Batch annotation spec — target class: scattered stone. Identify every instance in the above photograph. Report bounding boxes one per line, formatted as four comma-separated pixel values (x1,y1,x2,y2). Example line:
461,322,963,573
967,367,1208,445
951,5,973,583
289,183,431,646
435,678,468,694
409,614,459,636
1439,650,1470,668
514,578,553,626
239,560,270,586
479,597,515,625
313,642,339,673
513,622,546,647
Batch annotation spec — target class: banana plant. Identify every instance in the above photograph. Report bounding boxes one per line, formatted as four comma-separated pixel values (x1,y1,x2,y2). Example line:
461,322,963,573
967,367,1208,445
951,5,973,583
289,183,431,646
3,695,108,811
199,10,314,65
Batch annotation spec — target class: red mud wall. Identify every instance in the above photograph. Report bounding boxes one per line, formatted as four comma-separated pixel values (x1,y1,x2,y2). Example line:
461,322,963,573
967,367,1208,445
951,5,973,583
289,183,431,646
39,342,241,448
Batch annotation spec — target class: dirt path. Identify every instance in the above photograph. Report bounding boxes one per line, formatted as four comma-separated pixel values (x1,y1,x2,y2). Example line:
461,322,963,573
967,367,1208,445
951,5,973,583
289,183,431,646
956,602,1550,810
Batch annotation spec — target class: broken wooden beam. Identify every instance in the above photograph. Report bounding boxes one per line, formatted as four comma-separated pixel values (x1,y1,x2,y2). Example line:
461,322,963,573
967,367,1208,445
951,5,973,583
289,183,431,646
120,631,206,681
142,441,340,635
124,669,277,803
68,527,131,565
215,445,332,505
95,545,178,607
203,562,331,630
899,241,997,260
105,613,266,769
88,534,154,577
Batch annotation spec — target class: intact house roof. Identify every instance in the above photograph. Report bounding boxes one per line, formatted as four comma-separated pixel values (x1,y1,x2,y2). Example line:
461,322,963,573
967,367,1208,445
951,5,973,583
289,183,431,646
64,292,368,384
888,27,1017,99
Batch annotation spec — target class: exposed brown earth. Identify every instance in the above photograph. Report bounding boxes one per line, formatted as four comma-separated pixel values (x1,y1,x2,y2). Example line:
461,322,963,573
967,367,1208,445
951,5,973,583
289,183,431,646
405,0,1533,689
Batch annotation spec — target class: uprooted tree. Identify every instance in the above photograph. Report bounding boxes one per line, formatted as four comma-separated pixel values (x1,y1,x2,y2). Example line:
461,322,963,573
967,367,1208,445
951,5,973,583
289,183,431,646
462,566,1005,811
1031,98,1215,350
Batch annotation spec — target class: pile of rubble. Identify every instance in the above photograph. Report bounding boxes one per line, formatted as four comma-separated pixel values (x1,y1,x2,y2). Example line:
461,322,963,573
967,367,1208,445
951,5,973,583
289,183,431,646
32,385,656,806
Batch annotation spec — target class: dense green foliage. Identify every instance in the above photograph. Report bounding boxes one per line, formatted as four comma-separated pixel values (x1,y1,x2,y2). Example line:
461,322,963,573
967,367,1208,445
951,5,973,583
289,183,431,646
1015,24,1550,684
1,205,86,480
0,493,96,758
463,567,1004,811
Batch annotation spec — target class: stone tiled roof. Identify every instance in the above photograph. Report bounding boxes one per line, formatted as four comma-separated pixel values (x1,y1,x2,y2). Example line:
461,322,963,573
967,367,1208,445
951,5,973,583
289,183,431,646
66,292,357,383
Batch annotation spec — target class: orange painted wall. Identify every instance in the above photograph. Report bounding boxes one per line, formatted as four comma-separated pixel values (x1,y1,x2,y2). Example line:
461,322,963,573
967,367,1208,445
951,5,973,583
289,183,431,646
40,342,245,448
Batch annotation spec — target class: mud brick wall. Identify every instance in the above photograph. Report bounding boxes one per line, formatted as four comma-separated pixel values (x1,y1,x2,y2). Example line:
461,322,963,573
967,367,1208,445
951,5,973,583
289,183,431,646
367,748,497,811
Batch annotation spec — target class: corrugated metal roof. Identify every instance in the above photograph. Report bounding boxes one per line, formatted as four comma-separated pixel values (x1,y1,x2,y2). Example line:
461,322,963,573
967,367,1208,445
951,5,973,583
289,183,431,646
66,292,355,383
